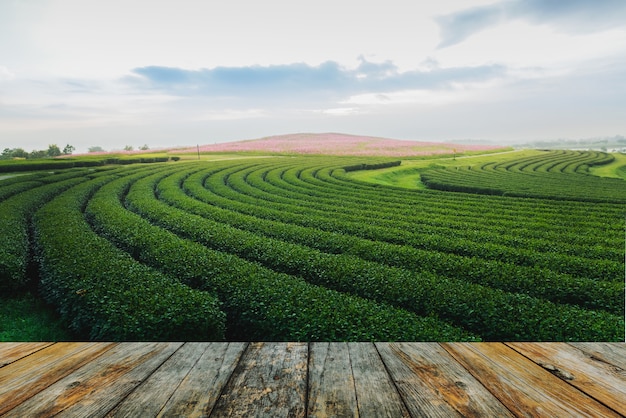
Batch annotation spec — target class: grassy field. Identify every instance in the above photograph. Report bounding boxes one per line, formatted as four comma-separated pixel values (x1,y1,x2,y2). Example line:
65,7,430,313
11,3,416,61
589,152,626,179
345,150,542,188
0,293,74,341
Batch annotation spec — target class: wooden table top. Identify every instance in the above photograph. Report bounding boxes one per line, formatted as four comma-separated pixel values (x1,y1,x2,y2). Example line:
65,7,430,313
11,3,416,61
1,342,625,417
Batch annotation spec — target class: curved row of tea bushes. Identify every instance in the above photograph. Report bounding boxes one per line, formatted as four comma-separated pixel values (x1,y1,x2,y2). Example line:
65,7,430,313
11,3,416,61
329,166,624,259
343,160,401,172
304,163,624,237
0,172,90,292
194,164,622,282
3,154,623,341
549,152,607,174
155,168,623,315
130,168,624,340
240,163,624,263
513,151,594,174
261,160,612,235
420,168,626,203
492,150,613,174
0,172,45,186
0,158,101,173
419,151,626,203
292,164,625,263
0,156,177,173
0,180,44,201
254,163,623,258
34,169,226,341
85,166,478,341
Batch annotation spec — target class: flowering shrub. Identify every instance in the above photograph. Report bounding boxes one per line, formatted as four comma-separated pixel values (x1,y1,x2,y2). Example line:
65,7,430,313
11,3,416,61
176,133,503,156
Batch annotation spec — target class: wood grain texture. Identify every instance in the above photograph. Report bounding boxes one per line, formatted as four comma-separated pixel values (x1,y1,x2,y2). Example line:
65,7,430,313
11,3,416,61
1,342,624,417
0,342,115,416
443,342,621,418
210,342,307,417
106,342,213,417
570,342,626,370
5,342,181,417
157,342,247,418
377,342,513,417
0,342,52,367
307,342,358,418
507,342,626,416
351,342,410,418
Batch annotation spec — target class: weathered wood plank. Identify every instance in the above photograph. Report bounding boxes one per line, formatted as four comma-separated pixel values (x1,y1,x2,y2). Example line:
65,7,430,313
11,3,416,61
106,342,212,417
570,342,626,370
443,342,621,418
156,342,247,418
2,342,624,417
0,342,53,367
377,342,513,417
0,342,115,416
5,342,181,417
210,342,307,417
507,342,626,416
352,343,409,418
307,342,358,417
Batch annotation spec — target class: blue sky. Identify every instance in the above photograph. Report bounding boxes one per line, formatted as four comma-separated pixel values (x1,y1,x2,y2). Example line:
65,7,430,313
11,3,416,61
1,0,625,153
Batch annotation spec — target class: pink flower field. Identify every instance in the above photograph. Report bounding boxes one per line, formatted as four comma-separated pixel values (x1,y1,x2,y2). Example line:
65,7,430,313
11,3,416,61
175,133,504,157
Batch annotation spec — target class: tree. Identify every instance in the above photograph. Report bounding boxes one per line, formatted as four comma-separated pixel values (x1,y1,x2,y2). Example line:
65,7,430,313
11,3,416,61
124,145,134,151
62,144,75,155
30,150,47,159
47,144,61,157
12,148,28,159
139,144,149,151
88,146,105,153
1,148,28,159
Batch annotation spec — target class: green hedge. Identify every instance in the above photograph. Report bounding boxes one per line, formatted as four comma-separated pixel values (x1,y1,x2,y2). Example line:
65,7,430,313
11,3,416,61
343,160,401,172
34,170,225,341
84,168,477,341
153,170,623,315
128,169,624,341
193,164,623,282
419,151,626,203
0,173,89,293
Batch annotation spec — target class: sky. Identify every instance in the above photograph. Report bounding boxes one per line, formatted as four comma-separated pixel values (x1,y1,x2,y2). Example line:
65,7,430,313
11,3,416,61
1,0,626,153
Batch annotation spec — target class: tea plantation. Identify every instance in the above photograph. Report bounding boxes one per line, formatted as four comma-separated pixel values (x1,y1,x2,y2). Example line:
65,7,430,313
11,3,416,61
1,150,624,341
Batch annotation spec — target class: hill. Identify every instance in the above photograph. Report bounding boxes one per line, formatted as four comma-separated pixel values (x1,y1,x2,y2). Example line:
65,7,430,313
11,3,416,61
176,133,506,156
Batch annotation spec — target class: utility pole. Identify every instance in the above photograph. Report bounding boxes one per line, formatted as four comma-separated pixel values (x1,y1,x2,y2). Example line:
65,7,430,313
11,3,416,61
197,144,200,160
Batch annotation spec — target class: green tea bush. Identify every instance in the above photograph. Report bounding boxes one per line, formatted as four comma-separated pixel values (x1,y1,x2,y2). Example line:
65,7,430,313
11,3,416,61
420,151,626,203
189,165,623,282
161,173,624,314
0,174,88,293
3,151,622,342
85,169,477,341
128,169,624,340
34,172,225,341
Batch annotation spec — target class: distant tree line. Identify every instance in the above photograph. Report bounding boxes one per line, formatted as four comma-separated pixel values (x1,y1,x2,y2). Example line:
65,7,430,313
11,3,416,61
122,144,150,152
1,144,75,160
2,143,151,161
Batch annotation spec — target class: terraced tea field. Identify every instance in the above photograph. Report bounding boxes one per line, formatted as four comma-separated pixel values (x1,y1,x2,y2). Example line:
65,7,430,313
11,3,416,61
1,150,624,341
421,150,626,203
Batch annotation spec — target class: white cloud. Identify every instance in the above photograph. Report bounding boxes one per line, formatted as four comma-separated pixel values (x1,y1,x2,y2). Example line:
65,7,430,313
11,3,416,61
195,109,268,121
0,0,624,150
435,21,626,70
320,107,361,116
0,65,14,81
